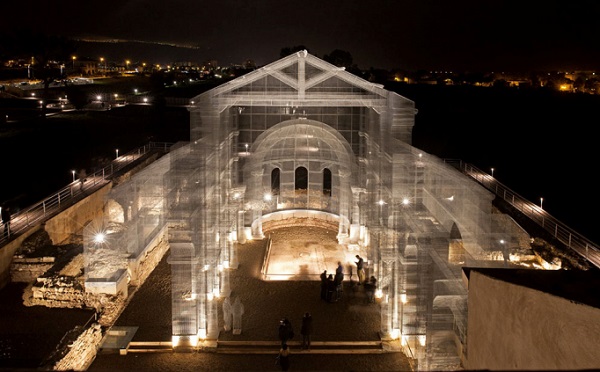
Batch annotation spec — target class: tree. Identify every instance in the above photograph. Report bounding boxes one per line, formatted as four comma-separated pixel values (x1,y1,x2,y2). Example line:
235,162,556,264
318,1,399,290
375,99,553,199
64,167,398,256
322,49,353,68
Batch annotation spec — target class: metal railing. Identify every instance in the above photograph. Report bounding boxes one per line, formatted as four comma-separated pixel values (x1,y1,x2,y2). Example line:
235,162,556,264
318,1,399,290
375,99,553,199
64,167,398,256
0,142,173,248
444,159,600,269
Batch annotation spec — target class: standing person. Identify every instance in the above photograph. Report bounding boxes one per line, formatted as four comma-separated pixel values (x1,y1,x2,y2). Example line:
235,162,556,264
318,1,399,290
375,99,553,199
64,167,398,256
278,318,294,346
319,270,328,300
277,343,291,371
77,168,87,192
355,255,366,284
222,297,232,331
1,205,11,239
326,274,336,302
336,261,343,276
334,267,344,301
365,275,377,304
300,312,313,350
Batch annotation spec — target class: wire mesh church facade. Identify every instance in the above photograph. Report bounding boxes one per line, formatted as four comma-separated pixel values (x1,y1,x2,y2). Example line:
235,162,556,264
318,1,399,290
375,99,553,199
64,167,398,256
84,51,526,370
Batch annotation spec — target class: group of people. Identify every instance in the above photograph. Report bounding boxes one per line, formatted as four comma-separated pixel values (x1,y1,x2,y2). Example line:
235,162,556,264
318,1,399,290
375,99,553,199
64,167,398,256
319,255,376,304
276,312,313,371
320,261,345,302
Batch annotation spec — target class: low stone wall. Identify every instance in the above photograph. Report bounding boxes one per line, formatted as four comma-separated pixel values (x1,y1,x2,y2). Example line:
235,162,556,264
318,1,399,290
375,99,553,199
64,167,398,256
30,226,170,370
27,275,88,308
11,257,55,283
0,225,43,289
50,323,104,371
262,210,339,233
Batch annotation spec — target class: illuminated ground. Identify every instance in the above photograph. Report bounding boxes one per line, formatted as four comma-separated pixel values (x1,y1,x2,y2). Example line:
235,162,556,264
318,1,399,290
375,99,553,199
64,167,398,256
263,225,367,281
89,225,414,371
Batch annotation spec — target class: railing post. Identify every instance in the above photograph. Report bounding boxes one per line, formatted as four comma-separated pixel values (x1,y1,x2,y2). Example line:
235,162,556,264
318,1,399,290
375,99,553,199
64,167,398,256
586,244,589,258
568,234,572,248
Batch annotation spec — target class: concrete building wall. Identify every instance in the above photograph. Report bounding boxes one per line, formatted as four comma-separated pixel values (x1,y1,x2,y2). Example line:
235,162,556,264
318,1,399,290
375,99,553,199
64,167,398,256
465,270,600,370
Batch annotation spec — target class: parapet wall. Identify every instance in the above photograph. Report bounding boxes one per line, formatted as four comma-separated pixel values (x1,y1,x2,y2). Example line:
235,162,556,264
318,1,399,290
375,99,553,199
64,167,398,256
44,184,113,245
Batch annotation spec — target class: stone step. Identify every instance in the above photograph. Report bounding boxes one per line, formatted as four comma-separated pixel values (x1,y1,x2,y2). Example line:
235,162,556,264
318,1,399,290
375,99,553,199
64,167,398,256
123,341,173,354
123,340,388,355
215,340,384,354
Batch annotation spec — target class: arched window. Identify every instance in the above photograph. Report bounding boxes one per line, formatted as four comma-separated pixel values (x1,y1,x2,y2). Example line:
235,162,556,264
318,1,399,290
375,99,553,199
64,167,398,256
271,168,280,196
323,168,332,196
295,167,308,191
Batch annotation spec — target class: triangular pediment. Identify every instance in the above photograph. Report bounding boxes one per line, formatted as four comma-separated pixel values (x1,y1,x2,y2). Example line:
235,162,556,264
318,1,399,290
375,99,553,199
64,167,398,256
195,50,388,103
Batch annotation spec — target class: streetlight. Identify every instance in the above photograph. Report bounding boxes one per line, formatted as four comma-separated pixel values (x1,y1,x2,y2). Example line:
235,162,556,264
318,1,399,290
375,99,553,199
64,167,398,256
116,149,119,159
540,197,544,210
72,56,76,70
100,57,104,75
72,170,76,182
245,143,249,155
491,168,494,178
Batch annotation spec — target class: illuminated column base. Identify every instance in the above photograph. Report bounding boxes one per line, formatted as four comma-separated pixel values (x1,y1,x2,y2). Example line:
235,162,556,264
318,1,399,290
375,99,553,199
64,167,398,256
171,335,200,352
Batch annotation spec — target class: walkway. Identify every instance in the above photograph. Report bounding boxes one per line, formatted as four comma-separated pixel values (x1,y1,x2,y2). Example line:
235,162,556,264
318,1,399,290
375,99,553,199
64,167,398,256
448,160,600,269
0,143,172,248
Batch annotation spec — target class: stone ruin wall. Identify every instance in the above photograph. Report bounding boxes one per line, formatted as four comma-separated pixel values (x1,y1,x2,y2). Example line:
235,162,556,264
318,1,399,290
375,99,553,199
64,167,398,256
10,225,170,371
262,216,339,233
45,324,104,372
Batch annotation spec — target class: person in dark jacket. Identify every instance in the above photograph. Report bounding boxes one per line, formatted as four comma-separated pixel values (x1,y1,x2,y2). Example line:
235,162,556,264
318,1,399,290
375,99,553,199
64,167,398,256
300,312,313,350
319,270,328,300
325,274,336,302
278,317,294,346
334,267,344,301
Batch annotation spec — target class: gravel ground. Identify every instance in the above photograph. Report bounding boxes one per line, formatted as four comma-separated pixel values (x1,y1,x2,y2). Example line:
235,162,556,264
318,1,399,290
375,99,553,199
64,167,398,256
88,226,414,371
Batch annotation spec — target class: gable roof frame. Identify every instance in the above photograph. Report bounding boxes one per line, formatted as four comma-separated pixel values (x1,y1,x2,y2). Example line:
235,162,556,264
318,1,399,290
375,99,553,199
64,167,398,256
192,50,390,106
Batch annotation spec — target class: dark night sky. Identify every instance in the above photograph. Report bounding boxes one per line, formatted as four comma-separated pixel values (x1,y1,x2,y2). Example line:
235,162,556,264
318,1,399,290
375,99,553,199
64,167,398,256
4,0,600,71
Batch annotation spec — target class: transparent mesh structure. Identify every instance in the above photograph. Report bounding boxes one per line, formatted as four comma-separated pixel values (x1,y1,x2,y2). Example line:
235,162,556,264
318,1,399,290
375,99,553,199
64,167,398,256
84,153,170,291
84,51,528,368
